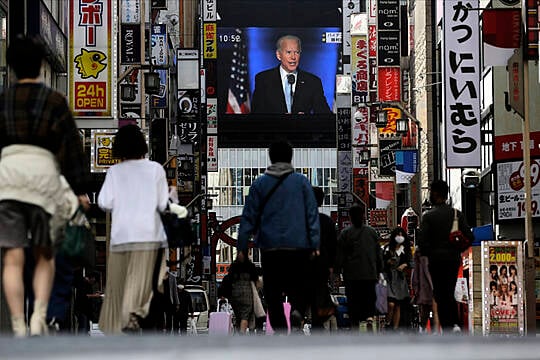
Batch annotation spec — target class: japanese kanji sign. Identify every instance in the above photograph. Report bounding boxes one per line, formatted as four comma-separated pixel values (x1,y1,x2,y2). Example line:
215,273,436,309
69,0,115,118
496,159,540,220
443,0,481,167
90,129,120,172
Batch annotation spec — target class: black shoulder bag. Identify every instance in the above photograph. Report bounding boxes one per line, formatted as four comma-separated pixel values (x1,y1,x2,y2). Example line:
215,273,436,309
254,172,292,232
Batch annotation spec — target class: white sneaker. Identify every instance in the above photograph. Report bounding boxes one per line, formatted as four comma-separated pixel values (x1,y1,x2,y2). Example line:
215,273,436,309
452,324,461,333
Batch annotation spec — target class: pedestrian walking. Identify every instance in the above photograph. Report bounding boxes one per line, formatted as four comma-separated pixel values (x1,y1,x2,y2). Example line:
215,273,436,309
335,203,383,331
383,226,412,331
0,35,90,337
417,180,474,333
310,186,337,331
228,250,259,334
237,140,320,335
176,284,194,335
97,124,169,334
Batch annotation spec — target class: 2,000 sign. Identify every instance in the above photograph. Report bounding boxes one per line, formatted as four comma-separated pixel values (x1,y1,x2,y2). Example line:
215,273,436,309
489,248,516,263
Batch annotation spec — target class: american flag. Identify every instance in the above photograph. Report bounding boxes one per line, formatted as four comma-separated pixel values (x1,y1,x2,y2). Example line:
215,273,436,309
226,29,251,114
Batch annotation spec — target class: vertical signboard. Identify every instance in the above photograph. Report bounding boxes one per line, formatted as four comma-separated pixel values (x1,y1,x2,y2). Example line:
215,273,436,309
90,129,121,172
203,0,217,21
351,34,369,104
120,24,141,64
482,241,524,336
121,0,140,23
343,0,361,57
378,67,401,101
496,159,540,220
151,24,167,66
443,0,481,167
204,23,217,59
207,135,218,172
69,0,114,118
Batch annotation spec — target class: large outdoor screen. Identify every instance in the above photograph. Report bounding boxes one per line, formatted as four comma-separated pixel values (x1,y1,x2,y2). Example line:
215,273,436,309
216,0,341,147
217,26,340,115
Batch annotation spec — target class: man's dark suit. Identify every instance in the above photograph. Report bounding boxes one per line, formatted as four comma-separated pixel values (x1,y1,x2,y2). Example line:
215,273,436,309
251,66,331,114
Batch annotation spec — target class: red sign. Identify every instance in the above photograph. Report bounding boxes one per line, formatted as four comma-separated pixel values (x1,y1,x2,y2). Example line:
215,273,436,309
74,81,107,110
494,131,540,161
378,67,401,101
368,25,377,57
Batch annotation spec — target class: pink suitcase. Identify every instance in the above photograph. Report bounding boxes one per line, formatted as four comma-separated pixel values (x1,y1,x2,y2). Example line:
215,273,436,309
208,300,233,335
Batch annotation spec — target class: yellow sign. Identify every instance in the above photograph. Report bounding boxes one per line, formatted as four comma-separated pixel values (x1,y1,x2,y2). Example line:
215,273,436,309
204,23,217,59
90,129,120,172
379,107,401,134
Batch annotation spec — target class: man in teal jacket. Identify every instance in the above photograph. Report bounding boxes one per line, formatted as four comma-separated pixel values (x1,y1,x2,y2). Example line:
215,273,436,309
237,140,320,334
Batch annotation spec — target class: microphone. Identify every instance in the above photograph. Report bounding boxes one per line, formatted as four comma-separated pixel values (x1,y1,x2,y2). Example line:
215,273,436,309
287,74,295,99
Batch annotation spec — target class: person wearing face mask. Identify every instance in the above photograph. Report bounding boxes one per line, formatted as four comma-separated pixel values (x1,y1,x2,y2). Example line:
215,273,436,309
383,227,412,331
251,34,331,114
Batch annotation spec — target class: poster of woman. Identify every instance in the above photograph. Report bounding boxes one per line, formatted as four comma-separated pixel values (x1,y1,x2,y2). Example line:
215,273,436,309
482,242,524,336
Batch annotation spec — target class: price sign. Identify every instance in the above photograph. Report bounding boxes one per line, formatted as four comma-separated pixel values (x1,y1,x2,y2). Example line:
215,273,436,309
496,159,540,220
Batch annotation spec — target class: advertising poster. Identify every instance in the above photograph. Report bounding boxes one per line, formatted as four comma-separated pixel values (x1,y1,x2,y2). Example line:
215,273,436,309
69,0,114,118
90,129,120,172
495,159,540,220
482,241,524,336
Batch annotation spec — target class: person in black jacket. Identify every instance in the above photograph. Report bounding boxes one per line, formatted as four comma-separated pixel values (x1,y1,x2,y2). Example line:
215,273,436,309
310,187,337,331
251,35,331,114
417,180,474,333
335,204,383,330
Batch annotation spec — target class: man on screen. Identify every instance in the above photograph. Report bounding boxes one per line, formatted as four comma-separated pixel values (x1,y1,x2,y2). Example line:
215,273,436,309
251,35,331,114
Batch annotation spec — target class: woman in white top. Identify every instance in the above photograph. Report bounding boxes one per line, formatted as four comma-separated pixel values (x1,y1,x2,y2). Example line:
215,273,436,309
97,125,169,334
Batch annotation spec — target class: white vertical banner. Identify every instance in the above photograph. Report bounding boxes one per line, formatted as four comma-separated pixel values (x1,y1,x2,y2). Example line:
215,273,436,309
207,135,218,172
121,0,140,23
443,0,481,167
342,0,361,56
69,0,115,118
203,0,217,21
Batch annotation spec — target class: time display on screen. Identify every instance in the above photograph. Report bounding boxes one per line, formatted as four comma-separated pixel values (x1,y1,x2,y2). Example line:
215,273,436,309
218,33,242,43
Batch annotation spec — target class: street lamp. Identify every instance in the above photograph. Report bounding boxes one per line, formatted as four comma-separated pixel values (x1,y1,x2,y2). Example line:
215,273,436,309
396,118,409,135
120,83,137,102
376,109,388,128
144,72,161,94
360,148,370,162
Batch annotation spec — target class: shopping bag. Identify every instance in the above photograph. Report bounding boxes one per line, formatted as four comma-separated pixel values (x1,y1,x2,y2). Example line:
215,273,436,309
209,299,233,335
375,274,388,314
60,208,95,268
252,281,266,318
448,209,472,251
160,202,196,248
454,277,469,304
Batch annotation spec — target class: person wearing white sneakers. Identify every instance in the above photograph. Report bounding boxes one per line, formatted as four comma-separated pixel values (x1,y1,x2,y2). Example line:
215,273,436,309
0,35,90,337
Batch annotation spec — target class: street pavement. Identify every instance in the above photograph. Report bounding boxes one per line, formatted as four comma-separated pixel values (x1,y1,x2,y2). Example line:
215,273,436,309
1,334,539,360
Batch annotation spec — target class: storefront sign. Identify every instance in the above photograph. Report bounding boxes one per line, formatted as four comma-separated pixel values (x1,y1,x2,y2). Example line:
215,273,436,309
151,24,167,66
378,67,400,101
90,129,120,172
443,0,481,167
378,30,400,66
69,0,115,118
207,135,218,172
496,159,540,220
121,0,140,23
120,24,141,64
482,241,524,336
204,23,217,59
